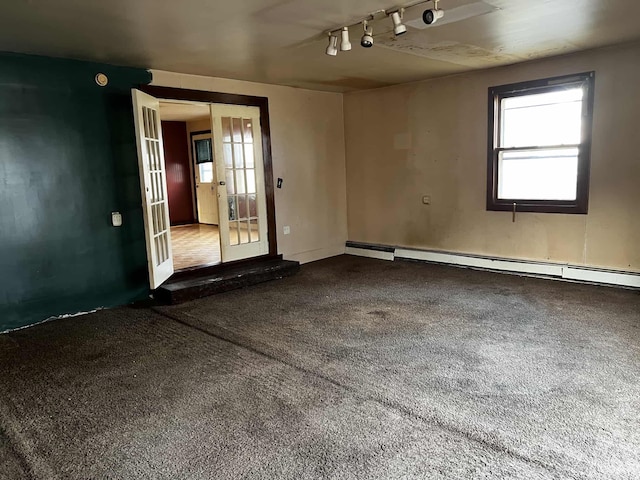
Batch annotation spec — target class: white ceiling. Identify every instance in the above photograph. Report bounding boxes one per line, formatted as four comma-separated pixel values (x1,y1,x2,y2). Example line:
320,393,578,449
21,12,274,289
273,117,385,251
159,101,210,122
1,0,639,92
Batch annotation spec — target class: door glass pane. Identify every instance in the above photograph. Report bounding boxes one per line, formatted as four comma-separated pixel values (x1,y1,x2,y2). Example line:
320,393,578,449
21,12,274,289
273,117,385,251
228,196,238,221
222,118,232,143
194,138,213,163
233,144,244,168
244,144,254,168
246,169,256,194
236,170,246,194
223,144,233,168
248,194,257,217
232,118,243,143
498,148,579,200
156,172,165,201
225,170,235,194
242,119,253,143
237,195,248,220
249,219,259,243
199,162,214,183
241,220,250,244
229,221,240,246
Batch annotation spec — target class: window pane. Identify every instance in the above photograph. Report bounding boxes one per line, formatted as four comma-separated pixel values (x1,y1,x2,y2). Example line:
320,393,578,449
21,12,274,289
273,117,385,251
199,162,214,183
498,148,579,201
194,138,212,164
501,88,583,148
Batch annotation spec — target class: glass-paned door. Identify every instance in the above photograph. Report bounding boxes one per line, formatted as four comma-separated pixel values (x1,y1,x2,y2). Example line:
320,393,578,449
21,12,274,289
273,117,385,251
131,89,173,288
210,104,268,262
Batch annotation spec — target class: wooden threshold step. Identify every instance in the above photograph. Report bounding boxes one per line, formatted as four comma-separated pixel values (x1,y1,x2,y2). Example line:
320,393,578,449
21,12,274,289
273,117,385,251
154,258,300,305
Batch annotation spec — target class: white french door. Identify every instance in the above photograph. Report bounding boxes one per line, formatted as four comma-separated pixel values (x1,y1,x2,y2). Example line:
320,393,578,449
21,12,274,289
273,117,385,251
210,104,269,262
132,89,174,288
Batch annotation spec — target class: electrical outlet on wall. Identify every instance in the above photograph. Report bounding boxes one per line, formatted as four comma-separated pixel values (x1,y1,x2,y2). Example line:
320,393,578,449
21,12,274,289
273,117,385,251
283,226,291,235
111,212,123,227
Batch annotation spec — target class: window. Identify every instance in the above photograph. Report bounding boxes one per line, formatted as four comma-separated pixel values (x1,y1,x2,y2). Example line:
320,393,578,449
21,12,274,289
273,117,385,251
487,72,595,214
194,137,214,183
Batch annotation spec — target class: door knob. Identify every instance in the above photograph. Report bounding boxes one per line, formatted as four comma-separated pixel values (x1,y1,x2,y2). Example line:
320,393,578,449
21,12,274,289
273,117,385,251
219,181,226,186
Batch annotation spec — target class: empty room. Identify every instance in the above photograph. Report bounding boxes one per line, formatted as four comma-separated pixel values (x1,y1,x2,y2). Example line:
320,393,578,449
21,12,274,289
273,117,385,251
1,1,639,479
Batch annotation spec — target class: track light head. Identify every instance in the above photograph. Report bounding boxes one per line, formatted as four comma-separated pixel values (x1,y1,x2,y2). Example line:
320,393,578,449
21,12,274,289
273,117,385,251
422,8,444,25
360,20,374,48
325,34,339,56
389,10,407,36
340,27,352,51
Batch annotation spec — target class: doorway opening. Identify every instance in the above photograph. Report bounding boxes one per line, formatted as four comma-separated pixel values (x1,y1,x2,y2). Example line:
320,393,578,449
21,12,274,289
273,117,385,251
158,100,221,271
132,87,277,289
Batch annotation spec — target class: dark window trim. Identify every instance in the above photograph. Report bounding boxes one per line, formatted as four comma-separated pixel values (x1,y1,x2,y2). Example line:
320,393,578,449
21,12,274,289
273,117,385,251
486,72,595,214
140,85,278,257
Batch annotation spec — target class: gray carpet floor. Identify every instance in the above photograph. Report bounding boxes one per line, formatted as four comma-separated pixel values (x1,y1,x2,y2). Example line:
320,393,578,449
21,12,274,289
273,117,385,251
0,255,639,479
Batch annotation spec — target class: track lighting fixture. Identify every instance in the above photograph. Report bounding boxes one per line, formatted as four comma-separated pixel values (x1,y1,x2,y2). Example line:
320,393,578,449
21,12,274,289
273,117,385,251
423,0,445,25
389,10,407,36
422,8,444,25
360,20,374,48
322,1,447,55
325,34,338,56
340,27,352,51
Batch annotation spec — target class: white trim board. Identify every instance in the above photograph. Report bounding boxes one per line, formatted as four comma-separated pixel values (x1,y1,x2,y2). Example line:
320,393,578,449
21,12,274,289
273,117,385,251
562,266,640,288
345,246,395,261
395,248,640,289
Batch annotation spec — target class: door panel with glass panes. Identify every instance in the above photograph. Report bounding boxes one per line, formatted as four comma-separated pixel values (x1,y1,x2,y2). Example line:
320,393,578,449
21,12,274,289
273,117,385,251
210,104,268,262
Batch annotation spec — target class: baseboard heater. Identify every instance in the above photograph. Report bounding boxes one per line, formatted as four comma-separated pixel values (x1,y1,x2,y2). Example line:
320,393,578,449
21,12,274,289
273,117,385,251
345,241,640,289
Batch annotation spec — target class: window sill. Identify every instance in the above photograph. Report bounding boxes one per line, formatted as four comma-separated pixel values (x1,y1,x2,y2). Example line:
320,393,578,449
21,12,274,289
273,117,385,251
487,202,588,215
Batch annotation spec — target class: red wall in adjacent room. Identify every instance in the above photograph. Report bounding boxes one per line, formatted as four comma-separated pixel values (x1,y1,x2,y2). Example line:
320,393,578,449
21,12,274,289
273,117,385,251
161,121,194,225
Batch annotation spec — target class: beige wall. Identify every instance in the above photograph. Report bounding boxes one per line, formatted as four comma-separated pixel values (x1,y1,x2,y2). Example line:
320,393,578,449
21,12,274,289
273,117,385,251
344,42,640,272
152,71,348,264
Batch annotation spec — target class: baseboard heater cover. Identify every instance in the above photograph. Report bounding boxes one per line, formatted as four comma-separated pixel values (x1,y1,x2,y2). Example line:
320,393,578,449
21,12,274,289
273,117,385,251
345,241,395,261
395,248,564,277
345,241,640,289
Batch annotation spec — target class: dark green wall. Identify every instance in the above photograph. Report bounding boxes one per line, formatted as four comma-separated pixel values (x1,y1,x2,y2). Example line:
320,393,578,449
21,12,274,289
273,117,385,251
0,53,152,332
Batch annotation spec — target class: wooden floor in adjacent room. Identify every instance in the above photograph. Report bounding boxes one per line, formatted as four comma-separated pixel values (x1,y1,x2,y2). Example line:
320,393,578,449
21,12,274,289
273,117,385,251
170,224,221,270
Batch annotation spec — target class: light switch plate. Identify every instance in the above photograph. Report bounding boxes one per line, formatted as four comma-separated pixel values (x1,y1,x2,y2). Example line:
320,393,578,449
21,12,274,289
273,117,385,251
422,195,431,205
283,226,290,235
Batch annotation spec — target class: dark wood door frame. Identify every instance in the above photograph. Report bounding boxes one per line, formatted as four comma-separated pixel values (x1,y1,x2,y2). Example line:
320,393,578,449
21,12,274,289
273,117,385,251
141,85,278,259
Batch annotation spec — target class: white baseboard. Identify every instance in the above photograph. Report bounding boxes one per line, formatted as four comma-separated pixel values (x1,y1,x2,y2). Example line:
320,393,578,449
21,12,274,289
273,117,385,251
345,246,395,261
395,247,640,289
395,248,564,277
562,266,640,288
347,242,640,289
